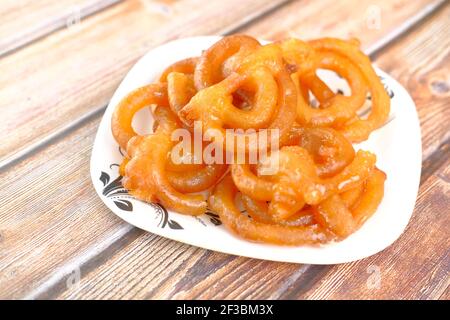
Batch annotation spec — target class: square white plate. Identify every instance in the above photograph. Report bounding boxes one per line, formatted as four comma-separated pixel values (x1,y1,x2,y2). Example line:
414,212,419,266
90,36,421,264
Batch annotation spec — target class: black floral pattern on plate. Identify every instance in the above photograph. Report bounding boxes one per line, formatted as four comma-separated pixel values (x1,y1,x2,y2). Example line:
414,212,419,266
99,164,183,230
151,202,183,230
100,170,133,212
205,211,222,226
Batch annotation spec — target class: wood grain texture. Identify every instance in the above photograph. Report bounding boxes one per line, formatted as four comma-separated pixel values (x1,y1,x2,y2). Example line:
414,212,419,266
0,0,122,56
57,149,450,300
439,285,450,300
298,8,450,298
247,4,450,299
0,119,133,299
0,0,443,168
0,0,291,299
0,0,289,166
243,0,450,159
295,152,450,300
374,4,450,159
240,0,446,54
50,3,449,300
0,0,448,300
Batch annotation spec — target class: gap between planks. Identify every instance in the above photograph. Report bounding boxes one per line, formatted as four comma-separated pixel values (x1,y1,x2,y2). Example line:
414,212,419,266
17,1,449,299
0,0,123,58
220,0,294,36
366,0,448,58
0,0,293,171
1,0,447,172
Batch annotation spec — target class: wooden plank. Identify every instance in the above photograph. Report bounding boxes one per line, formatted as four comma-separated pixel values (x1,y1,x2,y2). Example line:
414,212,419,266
0,0,291,299
57,239,306,299
0,118,133,299
240,0,446,54
439,286,450,300
1,1,447,299
0,0,289,167
374,7,450,159
50,3,450,299
295,151,450,300
0,0,444,168
253,4,450,299
0,0,122,56
244,0,450,159
57,148,450,299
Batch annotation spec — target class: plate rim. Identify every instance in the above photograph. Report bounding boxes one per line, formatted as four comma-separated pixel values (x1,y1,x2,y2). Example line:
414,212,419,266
90,36,422,264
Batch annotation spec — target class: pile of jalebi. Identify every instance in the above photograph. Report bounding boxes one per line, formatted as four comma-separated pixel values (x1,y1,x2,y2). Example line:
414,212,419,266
111,35,389,245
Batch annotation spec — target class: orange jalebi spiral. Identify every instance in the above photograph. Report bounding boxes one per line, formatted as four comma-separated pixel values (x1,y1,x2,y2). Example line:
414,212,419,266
111,35,389,246
160,57,198,82
308,38,390,142
231,146,376,222
292,51,369,127
208,175,332,245
194,35,260,89
122,107,207,215
111,83,168,151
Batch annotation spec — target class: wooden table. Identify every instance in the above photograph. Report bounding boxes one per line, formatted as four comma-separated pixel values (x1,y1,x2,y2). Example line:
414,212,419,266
0,0,448,300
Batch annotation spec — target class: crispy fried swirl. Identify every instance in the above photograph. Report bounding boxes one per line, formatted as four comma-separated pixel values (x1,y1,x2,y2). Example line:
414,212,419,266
111,35,389,245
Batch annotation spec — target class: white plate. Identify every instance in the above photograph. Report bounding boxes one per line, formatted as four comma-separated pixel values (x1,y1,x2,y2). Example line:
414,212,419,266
90,36,421,264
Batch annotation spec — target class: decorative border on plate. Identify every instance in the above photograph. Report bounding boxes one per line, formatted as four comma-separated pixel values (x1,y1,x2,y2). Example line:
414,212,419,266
98,164,184,230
